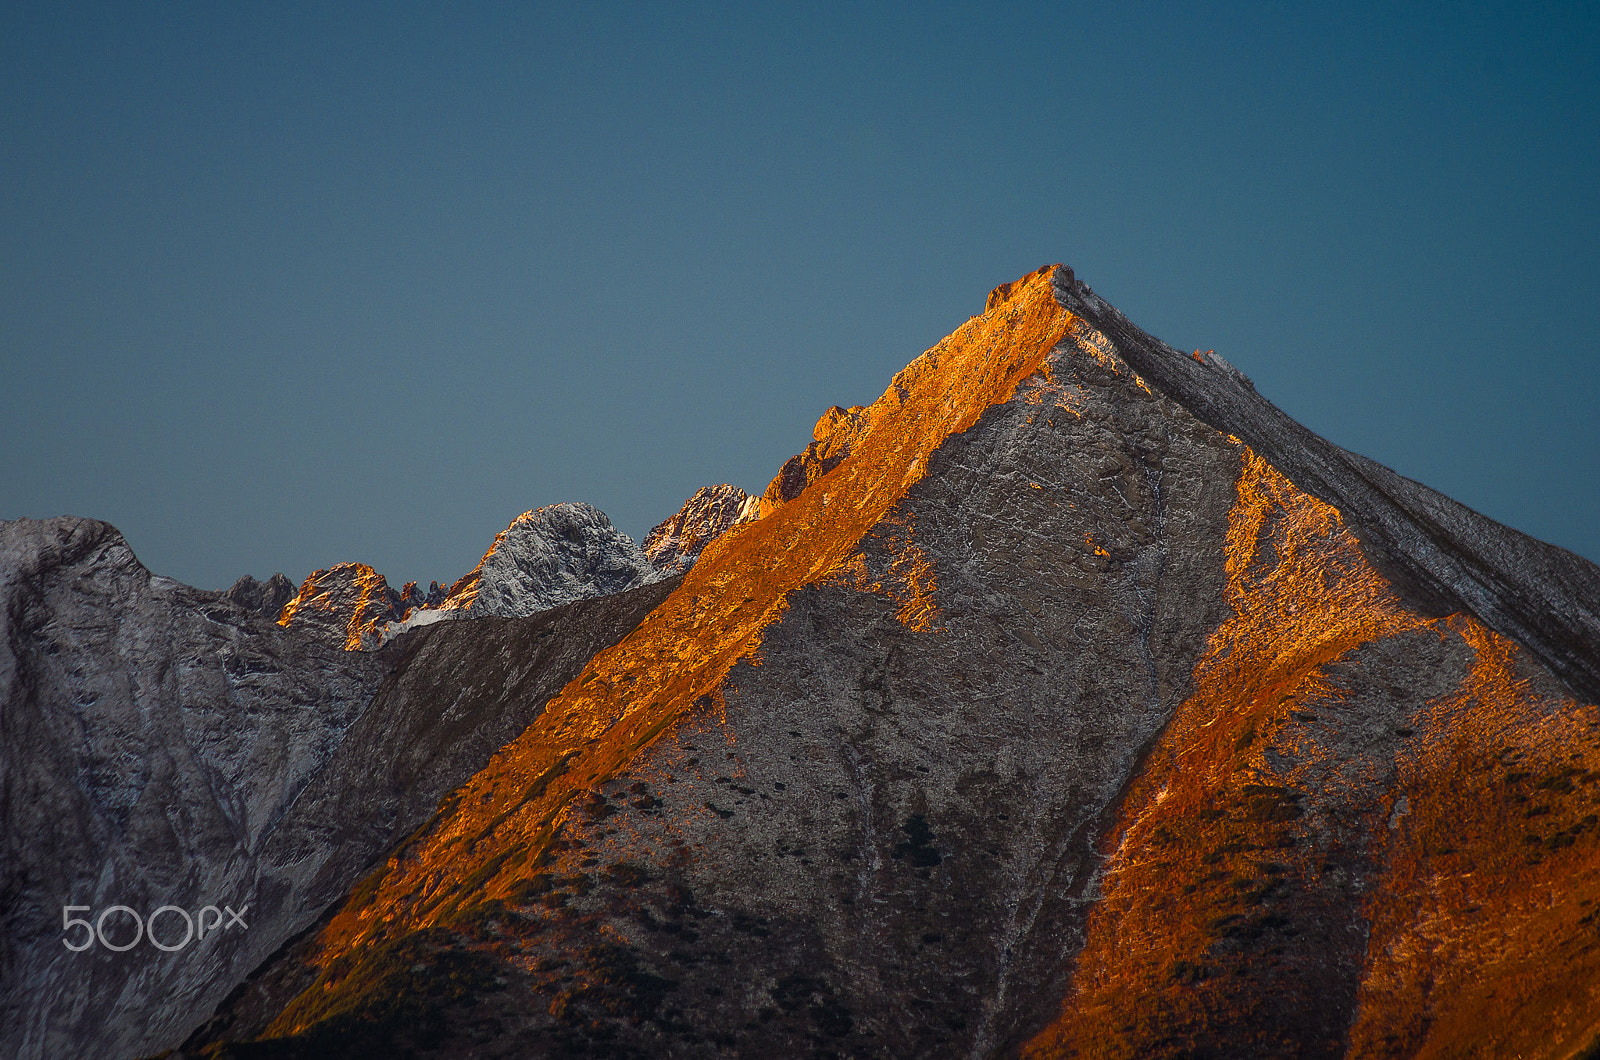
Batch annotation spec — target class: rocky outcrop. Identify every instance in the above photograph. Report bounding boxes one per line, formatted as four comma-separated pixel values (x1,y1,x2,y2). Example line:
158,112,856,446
276,563,408,650
643,483,760,573
757,403,880,516
398,579,447,613
184,265,1600,1060
436,501,666,619
221,573,296,618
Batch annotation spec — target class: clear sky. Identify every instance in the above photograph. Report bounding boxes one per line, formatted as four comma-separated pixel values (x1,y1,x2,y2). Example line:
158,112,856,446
2,2,1596,591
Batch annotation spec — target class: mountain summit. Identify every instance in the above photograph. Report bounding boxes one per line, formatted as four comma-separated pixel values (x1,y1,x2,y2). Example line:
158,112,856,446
171,265,1600,1059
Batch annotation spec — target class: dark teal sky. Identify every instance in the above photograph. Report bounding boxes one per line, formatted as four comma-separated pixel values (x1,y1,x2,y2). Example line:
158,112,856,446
3,2,1596,590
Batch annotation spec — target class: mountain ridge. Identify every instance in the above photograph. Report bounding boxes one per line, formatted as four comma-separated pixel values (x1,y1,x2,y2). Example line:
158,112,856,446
1053,265,1600,703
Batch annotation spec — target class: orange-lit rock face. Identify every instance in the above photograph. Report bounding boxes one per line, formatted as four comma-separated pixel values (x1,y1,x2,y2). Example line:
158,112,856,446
1345,619,1600,1060
277,562,404,650
758,402,880,516
270,260,1076,992
1023,453,1600,1060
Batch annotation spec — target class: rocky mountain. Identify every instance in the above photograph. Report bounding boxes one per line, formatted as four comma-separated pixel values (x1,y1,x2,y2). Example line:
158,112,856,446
171,265,1600,1060
643,484,760,573
9,265,1599,1060
278,503,664,650
0,519,680,1060
221,573,297,618
0,518,387,1060
438,501,666,619
276,563,412,650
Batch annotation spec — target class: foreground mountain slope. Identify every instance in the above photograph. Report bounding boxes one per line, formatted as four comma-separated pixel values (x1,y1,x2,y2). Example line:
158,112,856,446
180,576,682,1052
0,521,681,1060
195,265,1599,1058
0,518,388,1060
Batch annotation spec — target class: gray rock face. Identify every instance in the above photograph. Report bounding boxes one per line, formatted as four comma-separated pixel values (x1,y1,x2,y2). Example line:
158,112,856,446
0,517,386,1060
0,518,680,1060
221,573,296,619
440,501,667,619
643,483,760,573
520,356,1243,1056
1054,267,1600,704
179,575,682,1049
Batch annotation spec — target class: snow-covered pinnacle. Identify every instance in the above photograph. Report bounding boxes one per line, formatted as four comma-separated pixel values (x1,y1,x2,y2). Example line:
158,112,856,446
644,484,760,573
441,502,667,619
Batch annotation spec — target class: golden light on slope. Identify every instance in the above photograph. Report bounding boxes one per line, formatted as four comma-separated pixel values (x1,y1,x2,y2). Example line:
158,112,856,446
1346,618,1600,1060
266,265,1075,1037
1025,448,1430,1058
1024,450,1600,1060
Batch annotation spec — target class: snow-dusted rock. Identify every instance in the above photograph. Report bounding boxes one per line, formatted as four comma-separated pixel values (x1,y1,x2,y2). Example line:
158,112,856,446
643,483,760,573
437,502,667,619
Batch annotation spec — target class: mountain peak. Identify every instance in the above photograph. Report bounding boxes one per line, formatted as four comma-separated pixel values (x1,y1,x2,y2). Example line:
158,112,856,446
277,563,407,650
439,501,666,619
643,484,759,573
22,266,1600,1060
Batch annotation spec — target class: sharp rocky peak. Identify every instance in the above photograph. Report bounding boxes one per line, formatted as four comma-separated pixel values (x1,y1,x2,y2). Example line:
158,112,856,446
276,562,409,650
436,501,667,620
644,484,760,574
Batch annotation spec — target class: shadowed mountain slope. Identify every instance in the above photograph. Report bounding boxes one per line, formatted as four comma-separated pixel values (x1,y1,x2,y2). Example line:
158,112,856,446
0,520,680,1060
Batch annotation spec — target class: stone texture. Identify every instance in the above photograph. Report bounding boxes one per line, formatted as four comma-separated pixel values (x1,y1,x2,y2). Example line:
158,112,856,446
0,518,386,1060
1054,266,1600,705
758,404,880,517
643,484,760,574
0,521,680,1060
221,573,296,619
439,502,668,620
276,563,408,650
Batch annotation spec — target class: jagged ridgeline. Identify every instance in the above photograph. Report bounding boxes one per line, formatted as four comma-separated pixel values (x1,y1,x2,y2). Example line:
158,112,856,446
3,265,1598,1060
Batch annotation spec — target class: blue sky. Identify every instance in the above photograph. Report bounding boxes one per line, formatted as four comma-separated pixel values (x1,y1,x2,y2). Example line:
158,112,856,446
2,1,1596,590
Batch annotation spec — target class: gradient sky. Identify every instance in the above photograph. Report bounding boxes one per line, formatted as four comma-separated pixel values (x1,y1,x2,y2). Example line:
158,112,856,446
2,1,1596,591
